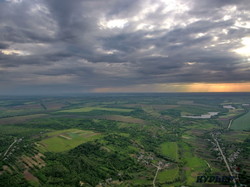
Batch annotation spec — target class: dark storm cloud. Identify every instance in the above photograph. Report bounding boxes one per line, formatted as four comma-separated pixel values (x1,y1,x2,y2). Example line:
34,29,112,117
0,0,250,93
193,0,250,9
0,43,9,49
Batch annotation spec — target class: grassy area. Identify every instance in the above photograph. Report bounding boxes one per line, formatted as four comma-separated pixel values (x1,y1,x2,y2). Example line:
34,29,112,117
162,182,182,187
219,108,244,119
187,121,219,130
45,129,81,136
141,105,161,117
177,105,219,116
0,108,44,118
232,111,250,130
157,167,179,183
221,131,250,143
160,142,179,161
130,179,152,186
0,114,48,125
57,107,133,113
179,142,208,186
95,115,146,124
37,129,102,152
118,122,141,128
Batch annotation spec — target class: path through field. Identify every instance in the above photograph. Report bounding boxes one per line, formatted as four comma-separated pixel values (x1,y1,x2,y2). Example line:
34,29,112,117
3,139,17,158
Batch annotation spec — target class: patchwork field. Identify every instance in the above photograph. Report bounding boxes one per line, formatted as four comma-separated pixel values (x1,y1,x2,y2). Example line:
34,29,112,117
148,105,179,111
37,129,102,152
21,153,46,169
221,131,250,143
178,105,219,116
0,114,48,125
141,105,161,117
219,108,244,119
58,107,133,113
95,115,146,124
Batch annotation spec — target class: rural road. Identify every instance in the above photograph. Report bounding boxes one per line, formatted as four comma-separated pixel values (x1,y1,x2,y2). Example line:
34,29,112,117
152,163,162,187
212,134,237,187
227,119,233,129
3,139,17,158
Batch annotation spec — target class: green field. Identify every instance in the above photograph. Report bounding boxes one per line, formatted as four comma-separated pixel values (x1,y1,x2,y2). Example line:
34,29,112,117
177,105,219,116
232,111,250,130
141,105,161,117
187,121,219,130
219,108,243,119
157,167,179,183
160,142,179,161
130,179,152,186
221,131,250,143
58,107,133,113
180,142,208,185
37,129,102,152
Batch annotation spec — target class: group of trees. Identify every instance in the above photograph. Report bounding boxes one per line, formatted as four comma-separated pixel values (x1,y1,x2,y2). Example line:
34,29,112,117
34,135,144,186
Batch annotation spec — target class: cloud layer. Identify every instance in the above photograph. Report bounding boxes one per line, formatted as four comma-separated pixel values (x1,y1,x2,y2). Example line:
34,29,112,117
0,0,250,94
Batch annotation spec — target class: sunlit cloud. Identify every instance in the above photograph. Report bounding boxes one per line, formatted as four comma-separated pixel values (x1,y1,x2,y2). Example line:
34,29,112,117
234,37,250,56
1,49,30,56
99,19,128,29
6,0,23,3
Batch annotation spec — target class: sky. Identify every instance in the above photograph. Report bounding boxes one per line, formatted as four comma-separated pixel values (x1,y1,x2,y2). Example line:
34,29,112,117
0,0,250,94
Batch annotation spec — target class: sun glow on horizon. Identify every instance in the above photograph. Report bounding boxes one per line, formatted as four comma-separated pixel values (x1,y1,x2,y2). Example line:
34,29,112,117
93,82,250,93
185,83,250,92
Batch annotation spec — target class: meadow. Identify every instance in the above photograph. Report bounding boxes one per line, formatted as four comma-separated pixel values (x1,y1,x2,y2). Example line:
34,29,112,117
157,167,179,183
37,129,102,152
57,107,133,113
232,111,250,130
160,142,179,161
179,142,208,185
